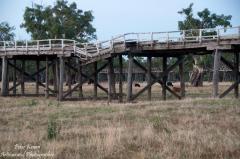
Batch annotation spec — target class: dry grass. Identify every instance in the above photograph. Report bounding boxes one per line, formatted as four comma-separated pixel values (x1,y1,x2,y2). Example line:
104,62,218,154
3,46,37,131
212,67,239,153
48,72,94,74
0,83,240,159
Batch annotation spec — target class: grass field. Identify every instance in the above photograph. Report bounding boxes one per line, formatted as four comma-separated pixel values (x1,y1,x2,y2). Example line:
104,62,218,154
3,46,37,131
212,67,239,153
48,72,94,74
0,82,240,159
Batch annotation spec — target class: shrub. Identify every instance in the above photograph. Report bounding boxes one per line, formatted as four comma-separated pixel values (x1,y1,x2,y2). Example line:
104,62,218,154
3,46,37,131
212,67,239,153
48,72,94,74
47,117,60,140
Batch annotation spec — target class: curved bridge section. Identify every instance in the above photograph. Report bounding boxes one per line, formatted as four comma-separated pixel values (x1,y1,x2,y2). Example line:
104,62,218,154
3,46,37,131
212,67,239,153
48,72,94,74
0,26,240,101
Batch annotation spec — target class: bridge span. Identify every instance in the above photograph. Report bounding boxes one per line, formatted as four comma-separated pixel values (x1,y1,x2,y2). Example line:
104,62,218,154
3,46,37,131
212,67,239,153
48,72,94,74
0,26,239,101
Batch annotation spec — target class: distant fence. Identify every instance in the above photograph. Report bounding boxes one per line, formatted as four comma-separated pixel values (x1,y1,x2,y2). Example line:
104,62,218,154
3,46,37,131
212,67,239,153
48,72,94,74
98,70,236,83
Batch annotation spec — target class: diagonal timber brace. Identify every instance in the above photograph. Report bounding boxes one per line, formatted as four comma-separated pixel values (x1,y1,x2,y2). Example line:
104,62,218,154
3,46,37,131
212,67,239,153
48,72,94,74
8,61,55,94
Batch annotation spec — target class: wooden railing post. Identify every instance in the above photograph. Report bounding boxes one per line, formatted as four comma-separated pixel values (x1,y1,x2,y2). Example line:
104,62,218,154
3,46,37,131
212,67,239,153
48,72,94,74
217,29,220,44
15,40,17,50
212,49,221,98
123,34,126,51
238,26,240,39
26,40,28,52
151,32,153,47
61,39,64,49
199,29,202,43
49,39,51,49
73,40,76,52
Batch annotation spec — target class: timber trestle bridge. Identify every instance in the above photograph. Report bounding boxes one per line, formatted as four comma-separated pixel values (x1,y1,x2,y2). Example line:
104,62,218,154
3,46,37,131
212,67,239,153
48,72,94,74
0,26,240,101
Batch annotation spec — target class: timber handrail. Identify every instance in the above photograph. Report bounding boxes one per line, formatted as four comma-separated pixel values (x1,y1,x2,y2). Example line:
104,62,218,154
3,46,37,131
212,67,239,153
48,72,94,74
0,26,239,58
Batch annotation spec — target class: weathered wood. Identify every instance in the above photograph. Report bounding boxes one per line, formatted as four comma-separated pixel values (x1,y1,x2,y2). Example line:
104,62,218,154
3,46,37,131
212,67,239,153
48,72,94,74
58,57,64,101
132,80,155,100
52,62,57,93
55,60,59,96
147,56,152,100
63,83,81,99
13,59,17,95
21,60,25,95
109,57,116,98
179,56,185,97
36,60,40,95
119,55,123,102
108,58,112,102
212,49,221,98
93,62,97,100
77,59,83,99
234,52,239,98
67,59,72,97
219,81,238,98
8,61,55,93
127,54,133,102
1,56,8,96
45,57,49,98
162,57,167,100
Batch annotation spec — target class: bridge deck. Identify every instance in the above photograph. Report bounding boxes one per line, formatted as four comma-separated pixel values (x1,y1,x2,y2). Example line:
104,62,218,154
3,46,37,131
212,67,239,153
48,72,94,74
0,26,240,64
0,26,239,101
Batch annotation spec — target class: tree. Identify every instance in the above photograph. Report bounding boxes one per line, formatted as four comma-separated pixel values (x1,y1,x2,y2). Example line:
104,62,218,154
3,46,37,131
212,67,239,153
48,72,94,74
178,3,232,86
0,22,15,41
21,0,96,42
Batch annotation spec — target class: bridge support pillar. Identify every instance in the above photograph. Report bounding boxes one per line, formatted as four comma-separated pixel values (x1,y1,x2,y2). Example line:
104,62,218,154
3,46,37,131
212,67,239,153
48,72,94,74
1,56,8,96
36,60,40,95
108,58,113,102
179,56,185,98
55,60,59,98
212,49,221,98
127,54,133,102
93,61,98,100
58,56,64,101
162,56,167,100
234,52,239,98
45,57,49,98
21,60,25,95
77,60,83,99
13,59,17,95
147,56,152,100
52,61,57,93
119,55,123,102
67,59,72,97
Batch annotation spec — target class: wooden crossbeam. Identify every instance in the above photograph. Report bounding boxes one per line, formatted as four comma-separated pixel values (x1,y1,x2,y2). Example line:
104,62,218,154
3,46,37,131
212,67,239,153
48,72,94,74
221,56,240,76
133,59,163,85
66,62,108,79
220,56,234,70
63,83,81,99
219,81,239,98
64,61,109,95
163,57,186,77
133,58,181,100
131,80,156,100
8,61,54,92
8,61,55,94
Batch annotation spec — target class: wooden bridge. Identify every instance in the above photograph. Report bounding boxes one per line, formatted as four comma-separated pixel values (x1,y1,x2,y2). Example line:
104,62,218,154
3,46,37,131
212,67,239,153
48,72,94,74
0,26,239,101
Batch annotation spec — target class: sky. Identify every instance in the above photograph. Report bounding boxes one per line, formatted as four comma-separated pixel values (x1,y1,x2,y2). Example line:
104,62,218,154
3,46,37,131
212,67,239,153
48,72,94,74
0,0,240,41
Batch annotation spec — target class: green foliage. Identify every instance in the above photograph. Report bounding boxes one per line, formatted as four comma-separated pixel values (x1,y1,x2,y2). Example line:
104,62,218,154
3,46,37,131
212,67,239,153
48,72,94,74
21,99,38,107
177,3,233,84
47,116,59,140
21,0,96,42
0,22,15,41
178,3,232,30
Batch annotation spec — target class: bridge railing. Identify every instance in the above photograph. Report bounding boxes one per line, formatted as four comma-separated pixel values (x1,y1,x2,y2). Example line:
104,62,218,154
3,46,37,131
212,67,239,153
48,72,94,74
0,39,75,52
109,26,240,49
0,26,239,57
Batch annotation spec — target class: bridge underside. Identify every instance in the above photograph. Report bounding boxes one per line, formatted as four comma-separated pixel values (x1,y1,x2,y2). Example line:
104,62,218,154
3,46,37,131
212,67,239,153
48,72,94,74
0,40,239,102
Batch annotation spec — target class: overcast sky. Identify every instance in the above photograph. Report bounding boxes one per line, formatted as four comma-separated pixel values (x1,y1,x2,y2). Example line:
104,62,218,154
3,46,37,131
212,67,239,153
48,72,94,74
0,0,240,41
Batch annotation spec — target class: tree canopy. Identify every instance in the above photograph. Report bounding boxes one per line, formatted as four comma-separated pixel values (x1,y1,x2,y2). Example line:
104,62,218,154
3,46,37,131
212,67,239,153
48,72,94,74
21,0,96,42
177,3,232,86
178,3,232,30
0,22,15,41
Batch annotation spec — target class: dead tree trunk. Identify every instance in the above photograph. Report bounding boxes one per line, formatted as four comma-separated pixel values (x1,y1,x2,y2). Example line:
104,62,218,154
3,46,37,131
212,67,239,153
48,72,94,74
190,55,204,87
